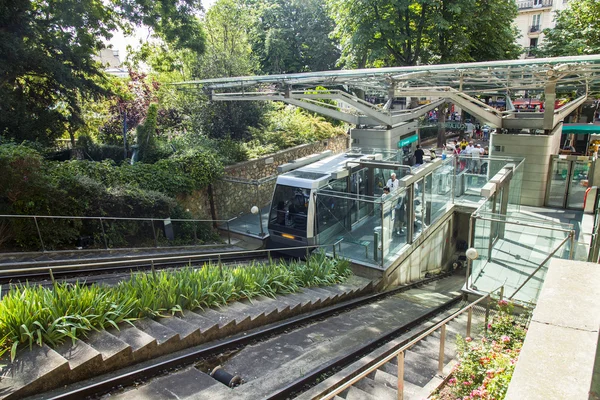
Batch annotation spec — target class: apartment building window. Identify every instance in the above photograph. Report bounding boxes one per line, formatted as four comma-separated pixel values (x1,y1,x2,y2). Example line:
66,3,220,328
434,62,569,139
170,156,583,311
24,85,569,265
529,14,542,32
528,38,538,56
533,0,543,6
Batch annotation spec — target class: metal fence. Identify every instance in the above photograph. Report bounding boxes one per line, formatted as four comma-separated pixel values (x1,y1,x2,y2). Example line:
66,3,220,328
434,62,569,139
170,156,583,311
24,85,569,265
0,214,236,253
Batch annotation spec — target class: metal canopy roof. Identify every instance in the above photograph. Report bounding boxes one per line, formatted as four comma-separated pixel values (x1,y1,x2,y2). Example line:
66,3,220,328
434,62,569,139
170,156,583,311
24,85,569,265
177,55,600,95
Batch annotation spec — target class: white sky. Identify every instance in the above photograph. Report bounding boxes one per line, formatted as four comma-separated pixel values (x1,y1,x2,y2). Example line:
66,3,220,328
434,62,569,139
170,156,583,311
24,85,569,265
107,0,217,63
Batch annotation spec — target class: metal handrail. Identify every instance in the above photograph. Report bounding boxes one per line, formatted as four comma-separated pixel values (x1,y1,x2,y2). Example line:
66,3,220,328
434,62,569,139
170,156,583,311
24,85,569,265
0,214,235,223
0,242,346,275
318,286,504,400
0,214,238,251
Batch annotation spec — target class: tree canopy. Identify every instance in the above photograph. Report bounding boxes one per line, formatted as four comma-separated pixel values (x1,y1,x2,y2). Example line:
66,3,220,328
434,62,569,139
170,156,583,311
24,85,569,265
245,0,340,73
540,0,600,56
0,0,205,145
326,0,520,68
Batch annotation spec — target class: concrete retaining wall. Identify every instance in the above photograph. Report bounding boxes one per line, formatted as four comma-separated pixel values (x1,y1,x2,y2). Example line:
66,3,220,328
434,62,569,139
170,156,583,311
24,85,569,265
382,207,459,288
490,131,561,207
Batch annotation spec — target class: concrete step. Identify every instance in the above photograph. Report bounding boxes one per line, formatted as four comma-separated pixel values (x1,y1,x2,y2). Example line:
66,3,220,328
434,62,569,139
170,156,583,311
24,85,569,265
239,296,289,319
110,367,229,400
221,301,260,325
304,287,338,305
409,336,456,361
54,339,102,382
134,318,181,348
403,350,438,387
371,369,421,400
180,310,220,335
155,316,203,347
197,308,238,335
84,329,132,370
345,386,379,400
354,376,397,400
0,344,70,400
107,325,158,362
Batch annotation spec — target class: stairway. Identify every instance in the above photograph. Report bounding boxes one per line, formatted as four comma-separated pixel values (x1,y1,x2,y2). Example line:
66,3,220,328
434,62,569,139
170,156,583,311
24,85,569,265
298,304,486,400
0,276,374,400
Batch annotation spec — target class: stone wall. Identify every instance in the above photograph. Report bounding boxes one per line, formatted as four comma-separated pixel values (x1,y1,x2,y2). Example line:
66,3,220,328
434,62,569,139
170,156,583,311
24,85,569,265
179,134,349,220
176,187,214,220
223,134,349,180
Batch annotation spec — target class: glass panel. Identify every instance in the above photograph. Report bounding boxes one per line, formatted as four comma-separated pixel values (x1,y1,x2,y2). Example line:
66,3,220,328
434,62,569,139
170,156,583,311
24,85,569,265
567,161,591,209
547,158,569,207
413,178,425,241
316,192,380,265
383,188,409,265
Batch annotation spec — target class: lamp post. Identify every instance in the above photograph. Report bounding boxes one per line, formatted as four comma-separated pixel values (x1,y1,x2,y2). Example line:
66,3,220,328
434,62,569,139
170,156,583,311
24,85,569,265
251,206,265,237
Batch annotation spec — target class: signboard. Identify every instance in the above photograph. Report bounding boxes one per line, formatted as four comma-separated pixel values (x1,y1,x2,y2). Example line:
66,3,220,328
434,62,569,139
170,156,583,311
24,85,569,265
398,134,418,148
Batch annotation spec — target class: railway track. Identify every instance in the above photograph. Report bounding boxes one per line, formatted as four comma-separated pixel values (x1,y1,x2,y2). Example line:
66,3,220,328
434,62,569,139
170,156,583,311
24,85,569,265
32,272,467,400
0,249,283,284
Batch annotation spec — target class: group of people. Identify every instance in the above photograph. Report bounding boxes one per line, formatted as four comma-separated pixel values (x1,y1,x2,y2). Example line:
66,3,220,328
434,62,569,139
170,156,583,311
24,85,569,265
447,139,489,174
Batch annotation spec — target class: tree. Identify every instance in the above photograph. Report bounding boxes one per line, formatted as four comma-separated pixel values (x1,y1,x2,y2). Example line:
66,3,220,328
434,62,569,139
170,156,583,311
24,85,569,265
540,0,600,56
186,0,266,141
245,0,340,73
0,0,205,146
326,0,520,68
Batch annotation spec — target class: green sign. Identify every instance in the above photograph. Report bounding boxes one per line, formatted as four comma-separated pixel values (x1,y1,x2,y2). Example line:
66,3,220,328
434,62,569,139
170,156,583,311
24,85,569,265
398,134,418,148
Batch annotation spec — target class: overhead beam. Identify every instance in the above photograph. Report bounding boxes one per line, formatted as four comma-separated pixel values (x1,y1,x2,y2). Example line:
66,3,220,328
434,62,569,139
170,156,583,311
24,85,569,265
553,94,588,126
282,98,360,125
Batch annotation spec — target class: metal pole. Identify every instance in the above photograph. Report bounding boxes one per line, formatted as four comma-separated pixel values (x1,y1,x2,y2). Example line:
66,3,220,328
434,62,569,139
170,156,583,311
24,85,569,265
438,324,446,375
500,286,504,301
226,221,231,245
333,243,336,258
509,234,572,300
466,214,476,289
33,216,46,252
484,295,490,332
380,199,385,267
258,211,265,237
397,351,405,400
452,155,456,203
99,217,108,249
569,230,575,260
374,231,379,262
151,219,158,248
466,307,473,337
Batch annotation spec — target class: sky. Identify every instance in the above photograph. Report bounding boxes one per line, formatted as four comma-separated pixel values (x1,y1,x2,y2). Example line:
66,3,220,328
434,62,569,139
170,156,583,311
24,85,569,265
107,0,217,63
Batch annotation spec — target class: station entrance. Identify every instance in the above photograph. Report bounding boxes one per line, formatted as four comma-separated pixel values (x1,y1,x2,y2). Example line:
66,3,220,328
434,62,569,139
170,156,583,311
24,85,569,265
546,155,595,209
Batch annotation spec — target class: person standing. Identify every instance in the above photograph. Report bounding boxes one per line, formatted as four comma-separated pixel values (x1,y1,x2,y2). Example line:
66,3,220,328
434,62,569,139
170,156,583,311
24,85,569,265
414,145,425,165
386,173,400,192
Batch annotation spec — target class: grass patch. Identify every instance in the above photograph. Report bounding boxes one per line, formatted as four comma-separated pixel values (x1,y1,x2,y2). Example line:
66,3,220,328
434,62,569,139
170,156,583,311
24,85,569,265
0,252,352,361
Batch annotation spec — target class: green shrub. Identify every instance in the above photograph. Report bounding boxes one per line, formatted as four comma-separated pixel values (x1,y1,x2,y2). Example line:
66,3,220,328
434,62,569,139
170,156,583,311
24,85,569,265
0,253,352,360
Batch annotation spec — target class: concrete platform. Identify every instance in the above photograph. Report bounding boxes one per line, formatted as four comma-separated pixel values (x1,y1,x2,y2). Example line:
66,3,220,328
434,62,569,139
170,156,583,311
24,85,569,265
505,258,600,400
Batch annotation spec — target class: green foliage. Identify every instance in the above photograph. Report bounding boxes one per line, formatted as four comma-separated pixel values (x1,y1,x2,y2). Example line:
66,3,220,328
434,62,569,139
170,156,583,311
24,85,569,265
0,253,352,360
244,0,340,73
327,0,520,68
77,135,126,162
540,0,600,56
246,105,346,158
0,0,204,145
136,103,159,163
433,300,529,400
0,144,221,250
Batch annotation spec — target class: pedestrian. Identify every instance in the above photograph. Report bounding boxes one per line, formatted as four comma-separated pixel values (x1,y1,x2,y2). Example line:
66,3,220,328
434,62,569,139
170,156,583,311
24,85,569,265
414,145,425,165
386,173,400,192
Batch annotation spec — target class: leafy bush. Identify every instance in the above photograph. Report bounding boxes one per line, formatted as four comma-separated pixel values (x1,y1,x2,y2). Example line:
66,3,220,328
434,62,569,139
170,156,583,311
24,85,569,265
245,104,346,158
77,135,126,163
0,253,352,360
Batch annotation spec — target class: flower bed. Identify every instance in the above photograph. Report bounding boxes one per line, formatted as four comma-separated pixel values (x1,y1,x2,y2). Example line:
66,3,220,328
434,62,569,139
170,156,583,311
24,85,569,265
0,252,352,361
432,300,529,400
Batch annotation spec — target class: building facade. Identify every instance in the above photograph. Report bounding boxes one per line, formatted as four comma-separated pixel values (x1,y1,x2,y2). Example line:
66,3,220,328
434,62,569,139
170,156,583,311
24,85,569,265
514,0,570,58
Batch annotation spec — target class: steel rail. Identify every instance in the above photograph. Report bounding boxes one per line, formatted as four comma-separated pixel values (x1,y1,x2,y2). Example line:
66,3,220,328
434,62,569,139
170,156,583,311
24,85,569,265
0,243,340,278
45,272,455,400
